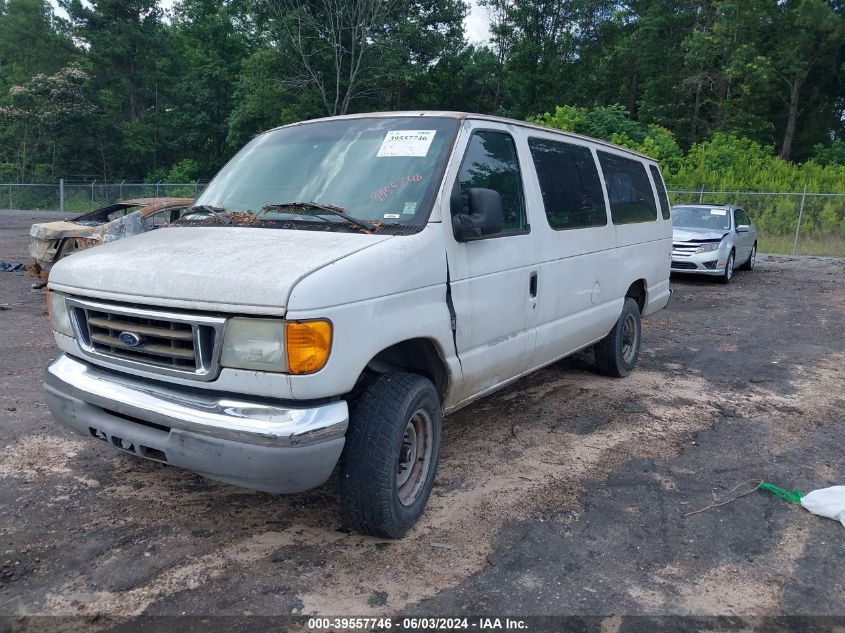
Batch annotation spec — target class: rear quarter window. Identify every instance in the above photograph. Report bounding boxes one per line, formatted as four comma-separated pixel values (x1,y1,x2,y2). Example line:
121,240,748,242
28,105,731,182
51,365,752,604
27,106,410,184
597,151,658,224
528,137,607,230
649,165,671,220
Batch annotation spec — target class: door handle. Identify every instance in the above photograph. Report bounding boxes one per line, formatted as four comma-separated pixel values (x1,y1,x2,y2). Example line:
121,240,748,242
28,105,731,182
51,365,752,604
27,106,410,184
529,271,538,298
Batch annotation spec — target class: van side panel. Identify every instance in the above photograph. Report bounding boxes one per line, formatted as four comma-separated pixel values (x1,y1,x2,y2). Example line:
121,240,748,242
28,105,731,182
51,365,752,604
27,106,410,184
516,132,621,369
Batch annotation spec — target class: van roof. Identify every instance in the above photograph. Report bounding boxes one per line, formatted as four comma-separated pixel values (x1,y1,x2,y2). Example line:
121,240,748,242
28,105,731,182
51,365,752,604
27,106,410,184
268,111,656,162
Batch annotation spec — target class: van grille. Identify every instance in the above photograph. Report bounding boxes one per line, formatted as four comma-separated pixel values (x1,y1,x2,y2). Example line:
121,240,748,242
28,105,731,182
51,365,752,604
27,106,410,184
66,297,225,381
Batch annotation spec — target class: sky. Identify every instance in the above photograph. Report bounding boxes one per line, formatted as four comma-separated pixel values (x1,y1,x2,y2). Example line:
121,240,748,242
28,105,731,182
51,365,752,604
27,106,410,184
49,0,491,44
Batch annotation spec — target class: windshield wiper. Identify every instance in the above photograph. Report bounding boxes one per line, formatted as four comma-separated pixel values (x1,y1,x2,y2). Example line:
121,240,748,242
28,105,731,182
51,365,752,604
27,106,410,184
260,201,375,232
186,204,231,225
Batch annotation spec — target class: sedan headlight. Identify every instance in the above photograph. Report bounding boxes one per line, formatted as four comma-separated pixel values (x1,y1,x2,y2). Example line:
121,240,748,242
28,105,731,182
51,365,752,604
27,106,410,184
47,291,74,338
696,241,722,254
221,318,287,372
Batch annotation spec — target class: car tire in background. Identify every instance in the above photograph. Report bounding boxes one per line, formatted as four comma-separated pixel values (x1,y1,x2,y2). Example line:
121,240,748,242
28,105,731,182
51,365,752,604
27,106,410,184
739,243,757,271
340,372,442,538
594,297,641,378
721,250,735,284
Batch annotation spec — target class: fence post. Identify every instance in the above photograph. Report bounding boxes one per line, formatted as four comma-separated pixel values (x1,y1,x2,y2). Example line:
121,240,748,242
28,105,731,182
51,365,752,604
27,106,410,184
156,180,161,198
120,179,125,200
59,178,65,213
792,183,808,256
699,185,705,203
91,180,96,204
9,184,12,210
194,180,199,197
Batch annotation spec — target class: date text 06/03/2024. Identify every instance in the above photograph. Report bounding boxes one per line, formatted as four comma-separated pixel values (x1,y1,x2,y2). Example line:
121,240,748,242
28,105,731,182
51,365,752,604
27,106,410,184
306,617,528,630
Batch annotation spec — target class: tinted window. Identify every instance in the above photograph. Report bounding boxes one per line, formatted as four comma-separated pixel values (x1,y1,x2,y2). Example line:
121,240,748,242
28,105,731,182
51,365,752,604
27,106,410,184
458,131,526,232
649,165,671,220
736,209,750,226
597,152,658,224
528,137,607,230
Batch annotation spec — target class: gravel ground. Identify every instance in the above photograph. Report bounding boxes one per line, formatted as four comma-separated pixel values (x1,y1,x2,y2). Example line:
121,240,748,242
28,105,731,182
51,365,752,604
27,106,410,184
1,210,844,630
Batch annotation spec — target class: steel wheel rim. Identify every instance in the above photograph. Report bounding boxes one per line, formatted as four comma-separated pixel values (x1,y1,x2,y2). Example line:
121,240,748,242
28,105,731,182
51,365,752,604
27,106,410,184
751,247,756,268
726,254,734,279
621,313,638,364
396,408,433,506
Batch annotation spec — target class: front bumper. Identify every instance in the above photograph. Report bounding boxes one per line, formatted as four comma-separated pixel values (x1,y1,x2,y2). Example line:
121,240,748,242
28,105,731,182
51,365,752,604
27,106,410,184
44,354,348,493
670,253,726,275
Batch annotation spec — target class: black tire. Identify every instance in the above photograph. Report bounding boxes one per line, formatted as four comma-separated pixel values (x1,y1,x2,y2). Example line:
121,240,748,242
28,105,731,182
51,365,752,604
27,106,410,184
739,242,757,271
720,250,735,284
340,372,442,538
594,297,641,378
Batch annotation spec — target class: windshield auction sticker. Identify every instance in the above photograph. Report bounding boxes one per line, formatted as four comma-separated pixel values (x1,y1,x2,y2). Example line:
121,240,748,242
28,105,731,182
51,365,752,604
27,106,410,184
377,130,436,157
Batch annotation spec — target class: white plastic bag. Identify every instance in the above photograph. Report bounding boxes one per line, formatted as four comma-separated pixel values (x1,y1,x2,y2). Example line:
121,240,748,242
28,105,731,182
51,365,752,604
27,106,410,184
800,486,845,528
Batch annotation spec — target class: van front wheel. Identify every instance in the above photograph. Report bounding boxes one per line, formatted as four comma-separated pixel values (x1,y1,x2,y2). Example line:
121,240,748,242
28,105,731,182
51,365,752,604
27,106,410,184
594,297,641,378
340,372,442,538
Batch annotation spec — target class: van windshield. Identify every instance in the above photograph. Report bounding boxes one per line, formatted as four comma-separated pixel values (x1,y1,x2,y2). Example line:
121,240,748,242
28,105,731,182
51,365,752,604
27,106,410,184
672,206,732,231
190,117,459,232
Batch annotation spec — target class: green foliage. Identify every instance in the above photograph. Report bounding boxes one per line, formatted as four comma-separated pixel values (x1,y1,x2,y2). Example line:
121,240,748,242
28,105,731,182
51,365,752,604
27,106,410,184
673,133,845,193
531,105,683,172
0,0,843,188
813,140,845,167
534,105,845,195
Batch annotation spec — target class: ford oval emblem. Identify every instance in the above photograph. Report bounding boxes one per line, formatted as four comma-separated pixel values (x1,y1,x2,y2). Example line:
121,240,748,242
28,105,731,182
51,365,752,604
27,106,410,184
119,331,143,348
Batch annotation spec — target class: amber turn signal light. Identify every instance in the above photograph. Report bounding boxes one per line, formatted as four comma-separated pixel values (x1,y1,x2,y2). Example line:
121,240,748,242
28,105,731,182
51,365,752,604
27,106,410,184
285,320,332,374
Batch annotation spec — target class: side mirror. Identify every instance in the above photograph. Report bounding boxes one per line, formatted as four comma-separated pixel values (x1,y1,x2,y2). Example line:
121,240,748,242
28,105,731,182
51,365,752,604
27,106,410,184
736,224,750,233
452,188,504,241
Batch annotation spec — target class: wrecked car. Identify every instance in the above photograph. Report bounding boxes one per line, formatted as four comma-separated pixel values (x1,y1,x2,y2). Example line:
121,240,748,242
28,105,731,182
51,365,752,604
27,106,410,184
670,204,758,283
26,197,193,287
42,113,672,538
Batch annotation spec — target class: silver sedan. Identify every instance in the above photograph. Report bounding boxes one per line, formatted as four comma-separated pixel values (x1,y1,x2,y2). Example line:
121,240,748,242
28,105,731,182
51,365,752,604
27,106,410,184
670,204,758,283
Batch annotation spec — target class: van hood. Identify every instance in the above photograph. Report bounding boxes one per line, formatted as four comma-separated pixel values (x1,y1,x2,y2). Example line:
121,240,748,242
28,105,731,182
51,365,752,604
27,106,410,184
672,227,728,242
48,226,392,315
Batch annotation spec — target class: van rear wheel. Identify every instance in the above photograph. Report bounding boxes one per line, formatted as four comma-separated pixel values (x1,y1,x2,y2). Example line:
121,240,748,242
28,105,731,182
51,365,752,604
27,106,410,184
340,372,442,538
594,297,641,377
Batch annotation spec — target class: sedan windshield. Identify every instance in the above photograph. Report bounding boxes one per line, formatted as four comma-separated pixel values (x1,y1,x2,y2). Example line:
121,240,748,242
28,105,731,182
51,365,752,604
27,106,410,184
192,117,459,231
672,206,731,231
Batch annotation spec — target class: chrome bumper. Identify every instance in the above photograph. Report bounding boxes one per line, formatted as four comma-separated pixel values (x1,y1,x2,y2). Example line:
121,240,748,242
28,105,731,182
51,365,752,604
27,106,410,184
44,354,348,493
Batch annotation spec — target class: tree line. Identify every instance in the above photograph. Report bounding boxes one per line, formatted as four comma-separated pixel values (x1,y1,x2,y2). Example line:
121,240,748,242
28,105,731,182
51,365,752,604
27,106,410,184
0,0,843,191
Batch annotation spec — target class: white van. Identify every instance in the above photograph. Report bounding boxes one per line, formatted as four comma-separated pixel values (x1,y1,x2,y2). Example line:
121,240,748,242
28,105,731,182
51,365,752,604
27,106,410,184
43,112,672,537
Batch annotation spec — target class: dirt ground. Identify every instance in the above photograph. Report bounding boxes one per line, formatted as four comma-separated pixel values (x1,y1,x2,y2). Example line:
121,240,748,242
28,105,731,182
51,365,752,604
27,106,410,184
1,210,844,630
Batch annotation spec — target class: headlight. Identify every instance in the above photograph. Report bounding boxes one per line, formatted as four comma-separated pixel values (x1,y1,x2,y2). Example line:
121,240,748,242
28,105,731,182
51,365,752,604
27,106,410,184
286,320,332,374
47,291,74,338
221,318,286,372
220,317,333,374
696,241,722,254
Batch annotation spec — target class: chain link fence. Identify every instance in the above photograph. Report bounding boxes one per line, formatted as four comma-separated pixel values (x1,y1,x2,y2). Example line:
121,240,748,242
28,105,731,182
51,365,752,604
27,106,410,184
1,182,842,257
0,181,207,215
668,190,844,257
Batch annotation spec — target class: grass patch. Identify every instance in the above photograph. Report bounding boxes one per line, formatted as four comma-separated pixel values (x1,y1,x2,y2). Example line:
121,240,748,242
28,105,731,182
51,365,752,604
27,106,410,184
759,233,845,257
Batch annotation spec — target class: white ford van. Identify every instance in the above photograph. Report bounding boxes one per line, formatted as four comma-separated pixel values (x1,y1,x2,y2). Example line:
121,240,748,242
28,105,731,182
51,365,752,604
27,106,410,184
43,112,672,537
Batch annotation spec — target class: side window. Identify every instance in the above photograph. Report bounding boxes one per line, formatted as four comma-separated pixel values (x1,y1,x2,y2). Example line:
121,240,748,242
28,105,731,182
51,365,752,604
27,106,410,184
458,130,526,233
145,210,171,228
528,137,607,230
649,165,671,220
597,151,658,224
736,209,750,227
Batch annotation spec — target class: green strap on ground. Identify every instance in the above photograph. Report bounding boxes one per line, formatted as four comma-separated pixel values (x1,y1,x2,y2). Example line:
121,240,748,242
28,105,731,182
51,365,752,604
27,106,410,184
759,482,804,504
